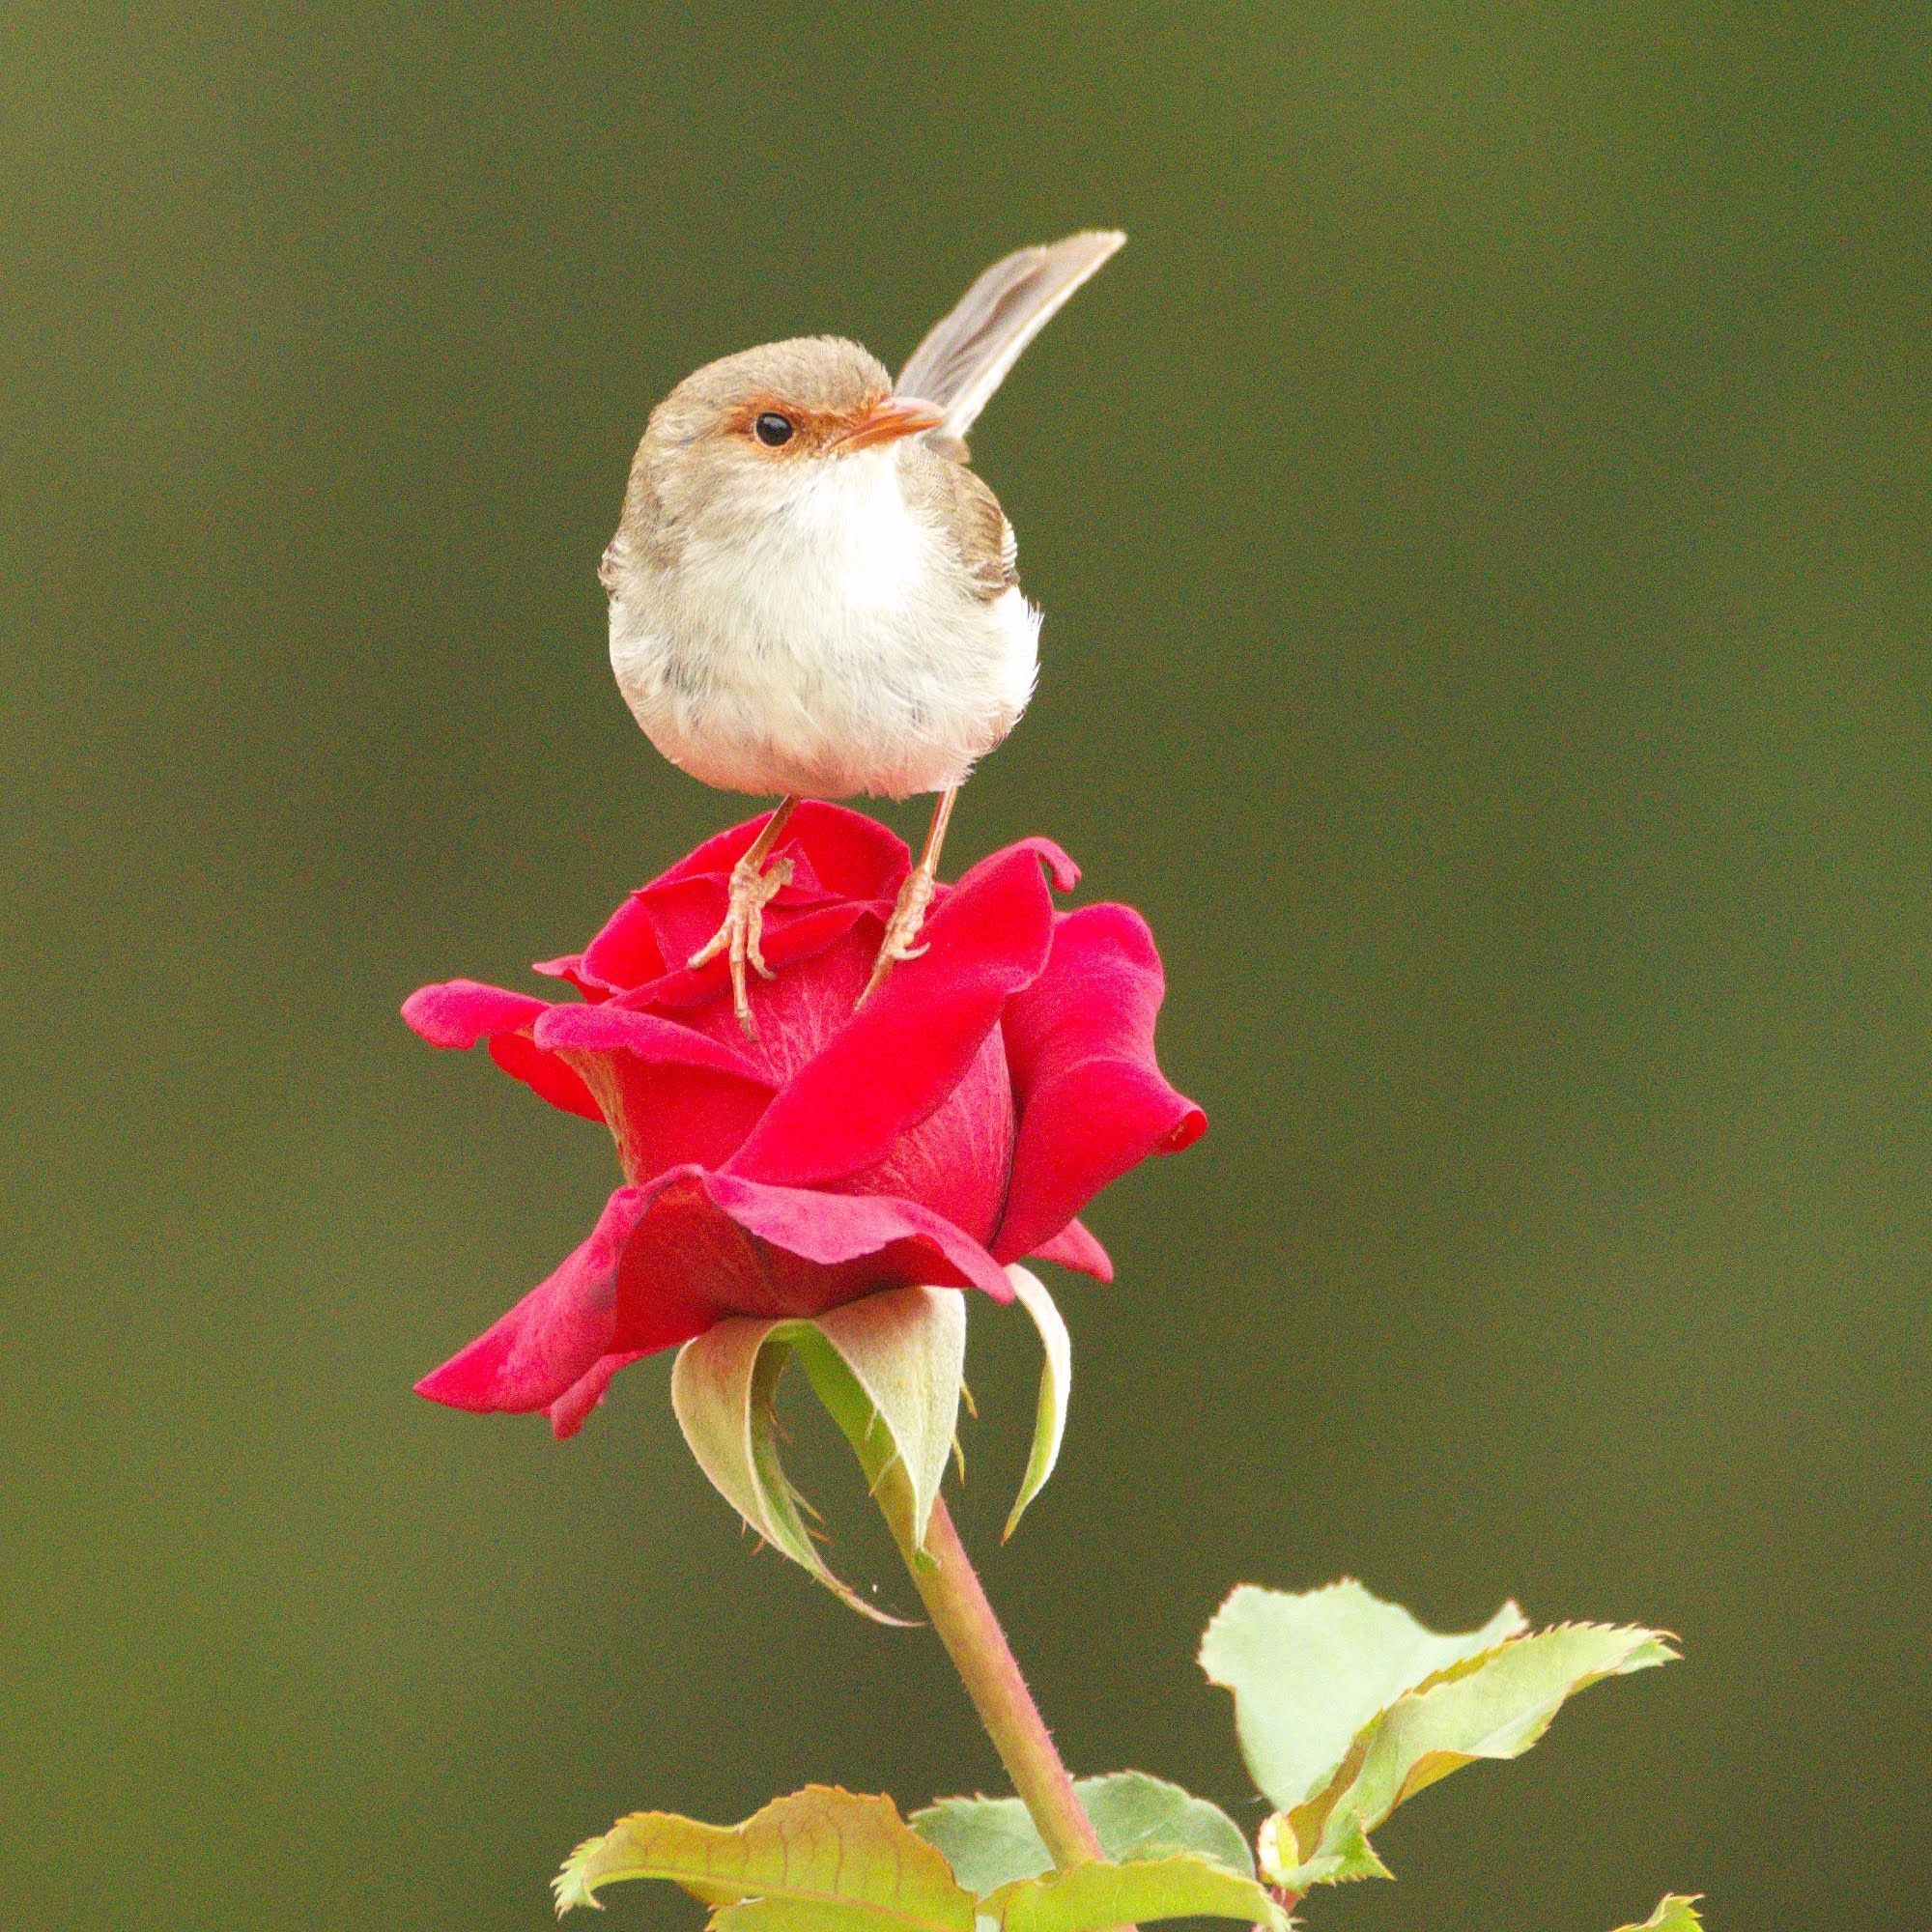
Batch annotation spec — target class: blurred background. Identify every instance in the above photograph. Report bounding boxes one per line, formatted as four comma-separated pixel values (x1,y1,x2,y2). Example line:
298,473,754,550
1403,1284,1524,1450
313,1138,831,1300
5,4,1927,1927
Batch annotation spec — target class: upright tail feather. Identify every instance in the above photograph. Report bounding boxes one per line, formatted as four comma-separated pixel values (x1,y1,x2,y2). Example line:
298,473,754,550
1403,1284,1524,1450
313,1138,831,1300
896,231,1125,448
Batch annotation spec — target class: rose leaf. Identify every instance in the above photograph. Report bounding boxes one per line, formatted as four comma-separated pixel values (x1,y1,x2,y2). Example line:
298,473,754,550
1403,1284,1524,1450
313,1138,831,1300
1612,1897,1704,1932
911,1770,1254,1895
1200,1580,1676,1892
1200,1579,1528,1813
554,1784,975,1929
980,1854,1290,1932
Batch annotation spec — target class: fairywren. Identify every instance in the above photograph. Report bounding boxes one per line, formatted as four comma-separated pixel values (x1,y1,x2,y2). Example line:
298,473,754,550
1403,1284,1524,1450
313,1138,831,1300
600,231,1125,1030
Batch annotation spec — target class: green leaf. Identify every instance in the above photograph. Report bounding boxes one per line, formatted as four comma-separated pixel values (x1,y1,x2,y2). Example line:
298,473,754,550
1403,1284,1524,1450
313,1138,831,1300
1001,1265,1071,1541
1612,1897,1703,1932
911,1771,1254,1894
981,1854,1290,1932
670,1287,965,1618
1201,1580,1528,1813
554,1784,976,1930
1201,1580,1677,1891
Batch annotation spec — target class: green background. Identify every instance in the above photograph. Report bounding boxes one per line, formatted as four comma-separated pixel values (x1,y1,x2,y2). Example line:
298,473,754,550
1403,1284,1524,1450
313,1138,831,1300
5,5,1927,1927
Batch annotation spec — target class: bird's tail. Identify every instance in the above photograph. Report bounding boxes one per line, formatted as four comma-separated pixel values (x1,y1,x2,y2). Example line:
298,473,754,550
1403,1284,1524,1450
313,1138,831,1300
896,230,1125,450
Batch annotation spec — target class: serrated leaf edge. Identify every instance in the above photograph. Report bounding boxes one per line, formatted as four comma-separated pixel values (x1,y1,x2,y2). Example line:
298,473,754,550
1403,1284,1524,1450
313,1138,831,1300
1257,1616,1679,1891
554,1785,975,1930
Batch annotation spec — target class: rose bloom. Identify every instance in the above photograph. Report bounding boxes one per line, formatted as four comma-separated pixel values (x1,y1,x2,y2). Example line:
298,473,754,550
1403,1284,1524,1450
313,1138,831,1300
404,806,1204,1436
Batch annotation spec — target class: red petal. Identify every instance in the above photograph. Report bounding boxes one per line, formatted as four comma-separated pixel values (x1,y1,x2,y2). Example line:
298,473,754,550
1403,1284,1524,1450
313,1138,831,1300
531,1005,775,1180
531,1004,767,1082
402,980,546,1048
413,1168,1013,1427
632,805,910,971
486,1034,604,1122
642,902,874,1042
414,1185,648,1416
545,1350,648,1438
1030,1217,1114,1282
993,904,1206,1262
610,1168,1015,1351
961,835,1080,896
725,840,1058,1188
652,802,910,901
402,980,600,1121
786,804,917,899
574,895,670,995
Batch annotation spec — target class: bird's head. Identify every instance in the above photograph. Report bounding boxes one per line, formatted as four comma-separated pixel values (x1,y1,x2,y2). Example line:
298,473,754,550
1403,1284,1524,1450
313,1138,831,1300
632,336,945,538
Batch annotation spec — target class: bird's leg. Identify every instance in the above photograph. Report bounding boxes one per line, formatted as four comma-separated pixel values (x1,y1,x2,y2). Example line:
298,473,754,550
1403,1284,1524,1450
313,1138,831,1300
689,796,802,1036
861,787,958,1008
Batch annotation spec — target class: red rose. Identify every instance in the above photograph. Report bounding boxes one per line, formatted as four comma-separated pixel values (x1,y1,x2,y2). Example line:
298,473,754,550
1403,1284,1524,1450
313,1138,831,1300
404,805,1204,1436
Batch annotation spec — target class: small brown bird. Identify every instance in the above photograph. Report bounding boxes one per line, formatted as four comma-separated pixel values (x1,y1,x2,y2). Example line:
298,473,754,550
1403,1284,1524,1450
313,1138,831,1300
600,231,1125,1030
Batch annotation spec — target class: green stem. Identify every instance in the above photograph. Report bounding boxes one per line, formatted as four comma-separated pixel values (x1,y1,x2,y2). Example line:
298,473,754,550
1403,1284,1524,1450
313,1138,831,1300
903,1495,1105,1870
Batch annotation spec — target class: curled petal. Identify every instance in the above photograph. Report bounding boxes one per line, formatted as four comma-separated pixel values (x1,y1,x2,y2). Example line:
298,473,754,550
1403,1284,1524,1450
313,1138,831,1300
401,979,599,1121
531,1004,767,1082
546,1349,648,1439
1030,1216,1114,1282
402,979,547,1049
953,834,1080,897
572,895,670,996
994,903,1206,1262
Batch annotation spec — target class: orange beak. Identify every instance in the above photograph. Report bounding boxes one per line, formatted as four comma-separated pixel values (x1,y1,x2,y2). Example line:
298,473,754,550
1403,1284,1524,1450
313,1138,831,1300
835,393,945,453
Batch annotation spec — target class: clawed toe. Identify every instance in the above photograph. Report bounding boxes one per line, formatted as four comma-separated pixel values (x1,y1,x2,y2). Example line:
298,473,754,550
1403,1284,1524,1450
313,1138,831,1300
691,854,794,1035
858,869,937,1008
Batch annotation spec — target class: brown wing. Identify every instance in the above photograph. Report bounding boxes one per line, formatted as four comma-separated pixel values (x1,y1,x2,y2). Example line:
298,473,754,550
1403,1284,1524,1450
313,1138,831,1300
931,458,1019,602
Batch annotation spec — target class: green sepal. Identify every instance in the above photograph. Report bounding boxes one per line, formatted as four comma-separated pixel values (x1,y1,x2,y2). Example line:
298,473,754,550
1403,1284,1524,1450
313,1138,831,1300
670,1286,966,1620
911,1771,1253,1894
1001,1265,1071,1541
553,1784,976,1929
1201,1579,1676,1891
980,1854,1291,1932
671,1316,863,1615
796,1286,967,1564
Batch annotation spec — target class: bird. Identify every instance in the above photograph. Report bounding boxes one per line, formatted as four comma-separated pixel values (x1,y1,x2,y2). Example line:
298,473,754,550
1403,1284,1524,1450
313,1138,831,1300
599,230,1126,1032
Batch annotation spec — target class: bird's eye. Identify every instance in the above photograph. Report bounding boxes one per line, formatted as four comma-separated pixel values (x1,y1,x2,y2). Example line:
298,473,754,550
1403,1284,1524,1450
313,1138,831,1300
753,412,795,447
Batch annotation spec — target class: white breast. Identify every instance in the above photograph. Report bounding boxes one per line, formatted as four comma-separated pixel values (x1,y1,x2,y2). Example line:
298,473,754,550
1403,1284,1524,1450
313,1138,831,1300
611,448,1039,801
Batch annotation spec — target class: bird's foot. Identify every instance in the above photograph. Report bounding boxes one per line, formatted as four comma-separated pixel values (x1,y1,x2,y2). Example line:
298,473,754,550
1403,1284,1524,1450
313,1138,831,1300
690,852,795,1037
858,867,936,1009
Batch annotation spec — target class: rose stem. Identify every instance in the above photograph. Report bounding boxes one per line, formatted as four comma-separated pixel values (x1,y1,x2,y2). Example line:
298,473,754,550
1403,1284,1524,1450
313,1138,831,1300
902,1495,1106,1870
